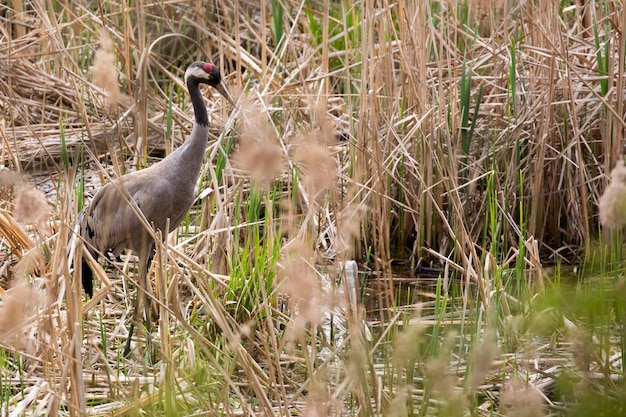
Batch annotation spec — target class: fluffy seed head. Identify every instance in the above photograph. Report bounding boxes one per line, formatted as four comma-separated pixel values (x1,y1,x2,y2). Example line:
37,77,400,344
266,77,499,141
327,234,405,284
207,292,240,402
92,29,120,108
293,103,337,203
233,99,283,188
599,160,626,228
502,378,545,417
294,133,336,201
280,238,325,337
13,185,51,232
0,280,46,349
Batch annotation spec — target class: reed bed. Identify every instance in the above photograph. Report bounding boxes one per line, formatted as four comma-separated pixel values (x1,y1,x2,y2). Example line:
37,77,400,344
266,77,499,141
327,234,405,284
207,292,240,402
0,0,625,416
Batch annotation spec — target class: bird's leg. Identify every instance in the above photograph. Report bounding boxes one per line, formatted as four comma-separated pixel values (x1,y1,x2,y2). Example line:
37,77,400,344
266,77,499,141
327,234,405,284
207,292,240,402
123,270,148,357
123,278,143,357
105,250,123,263
123,247,154,357
123,319,136,357
141,252,155,335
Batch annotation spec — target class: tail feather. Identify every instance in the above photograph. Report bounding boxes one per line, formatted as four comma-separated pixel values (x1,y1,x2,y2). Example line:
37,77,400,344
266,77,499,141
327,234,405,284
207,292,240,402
82,258,94,297
74,208,95,297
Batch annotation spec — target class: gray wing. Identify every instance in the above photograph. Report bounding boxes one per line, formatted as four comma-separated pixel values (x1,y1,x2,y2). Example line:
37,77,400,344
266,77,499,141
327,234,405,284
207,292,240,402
81,175,150,256
81,170,188,255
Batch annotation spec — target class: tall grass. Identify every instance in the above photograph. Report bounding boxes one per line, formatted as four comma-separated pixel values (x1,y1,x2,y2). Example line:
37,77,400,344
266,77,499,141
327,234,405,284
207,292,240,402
0,0,625,415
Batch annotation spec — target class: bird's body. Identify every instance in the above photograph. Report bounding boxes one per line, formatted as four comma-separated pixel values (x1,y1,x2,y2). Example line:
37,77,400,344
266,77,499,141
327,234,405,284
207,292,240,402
80,127,206,262
78,62,234,355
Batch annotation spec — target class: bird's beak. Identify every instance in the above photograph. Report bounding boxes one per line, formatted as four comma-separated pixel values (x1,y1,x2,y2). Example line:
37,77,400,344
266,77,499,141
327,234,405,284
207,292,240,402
215,83,236,107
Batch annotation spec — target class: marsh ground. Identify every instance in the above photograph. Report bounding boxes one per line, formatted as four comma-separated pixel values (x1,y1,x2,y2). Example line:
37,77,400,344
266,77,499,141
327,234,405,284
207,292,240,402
0,0,625,416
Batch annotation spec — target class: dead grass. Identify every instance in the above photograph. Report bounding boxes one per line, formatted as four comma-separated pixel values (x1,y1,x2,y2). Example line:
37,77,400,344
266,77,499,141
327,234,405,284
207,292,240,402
0,0,624,416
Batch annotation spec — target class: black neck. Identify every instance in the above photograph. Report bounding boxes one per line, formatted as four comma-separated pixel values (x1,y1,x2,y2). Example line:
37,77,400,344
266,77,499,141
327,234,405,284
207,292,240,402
187,80,209,127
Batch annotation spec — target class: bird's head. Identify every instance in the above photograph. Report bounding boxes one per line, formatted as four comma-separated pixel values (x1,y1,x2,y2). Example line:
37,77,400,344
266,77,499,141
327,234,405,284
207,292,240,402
185,61,235,106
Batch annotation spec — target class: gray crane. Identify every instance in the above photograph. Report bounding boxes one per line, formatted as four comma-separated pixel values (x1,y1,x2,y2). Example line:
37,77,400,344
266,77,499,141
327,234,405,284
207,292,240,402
78,61,234,356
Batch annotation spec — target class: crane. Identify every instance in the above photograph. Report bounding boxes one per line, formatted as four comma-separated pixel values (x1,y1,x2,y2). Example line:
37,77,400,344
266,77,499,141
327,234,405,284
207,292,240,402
78,61,234,356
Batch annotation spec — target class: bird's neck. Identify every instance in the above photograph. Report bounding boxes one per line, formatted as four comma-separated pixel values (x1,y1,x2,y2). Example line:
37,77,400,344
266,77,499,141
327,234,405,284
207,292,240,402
162,80,210,181
183,79,210,158
188,80,209,127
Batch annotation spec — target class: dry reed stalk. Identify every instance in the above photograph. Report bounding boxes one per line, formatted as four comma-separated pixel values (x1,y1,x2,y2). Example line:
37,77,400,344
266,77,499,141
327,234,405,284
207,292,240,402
2,0,626,414
181,270,274,416
524,2,557,242
356,1,396,321
0,210,34,254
